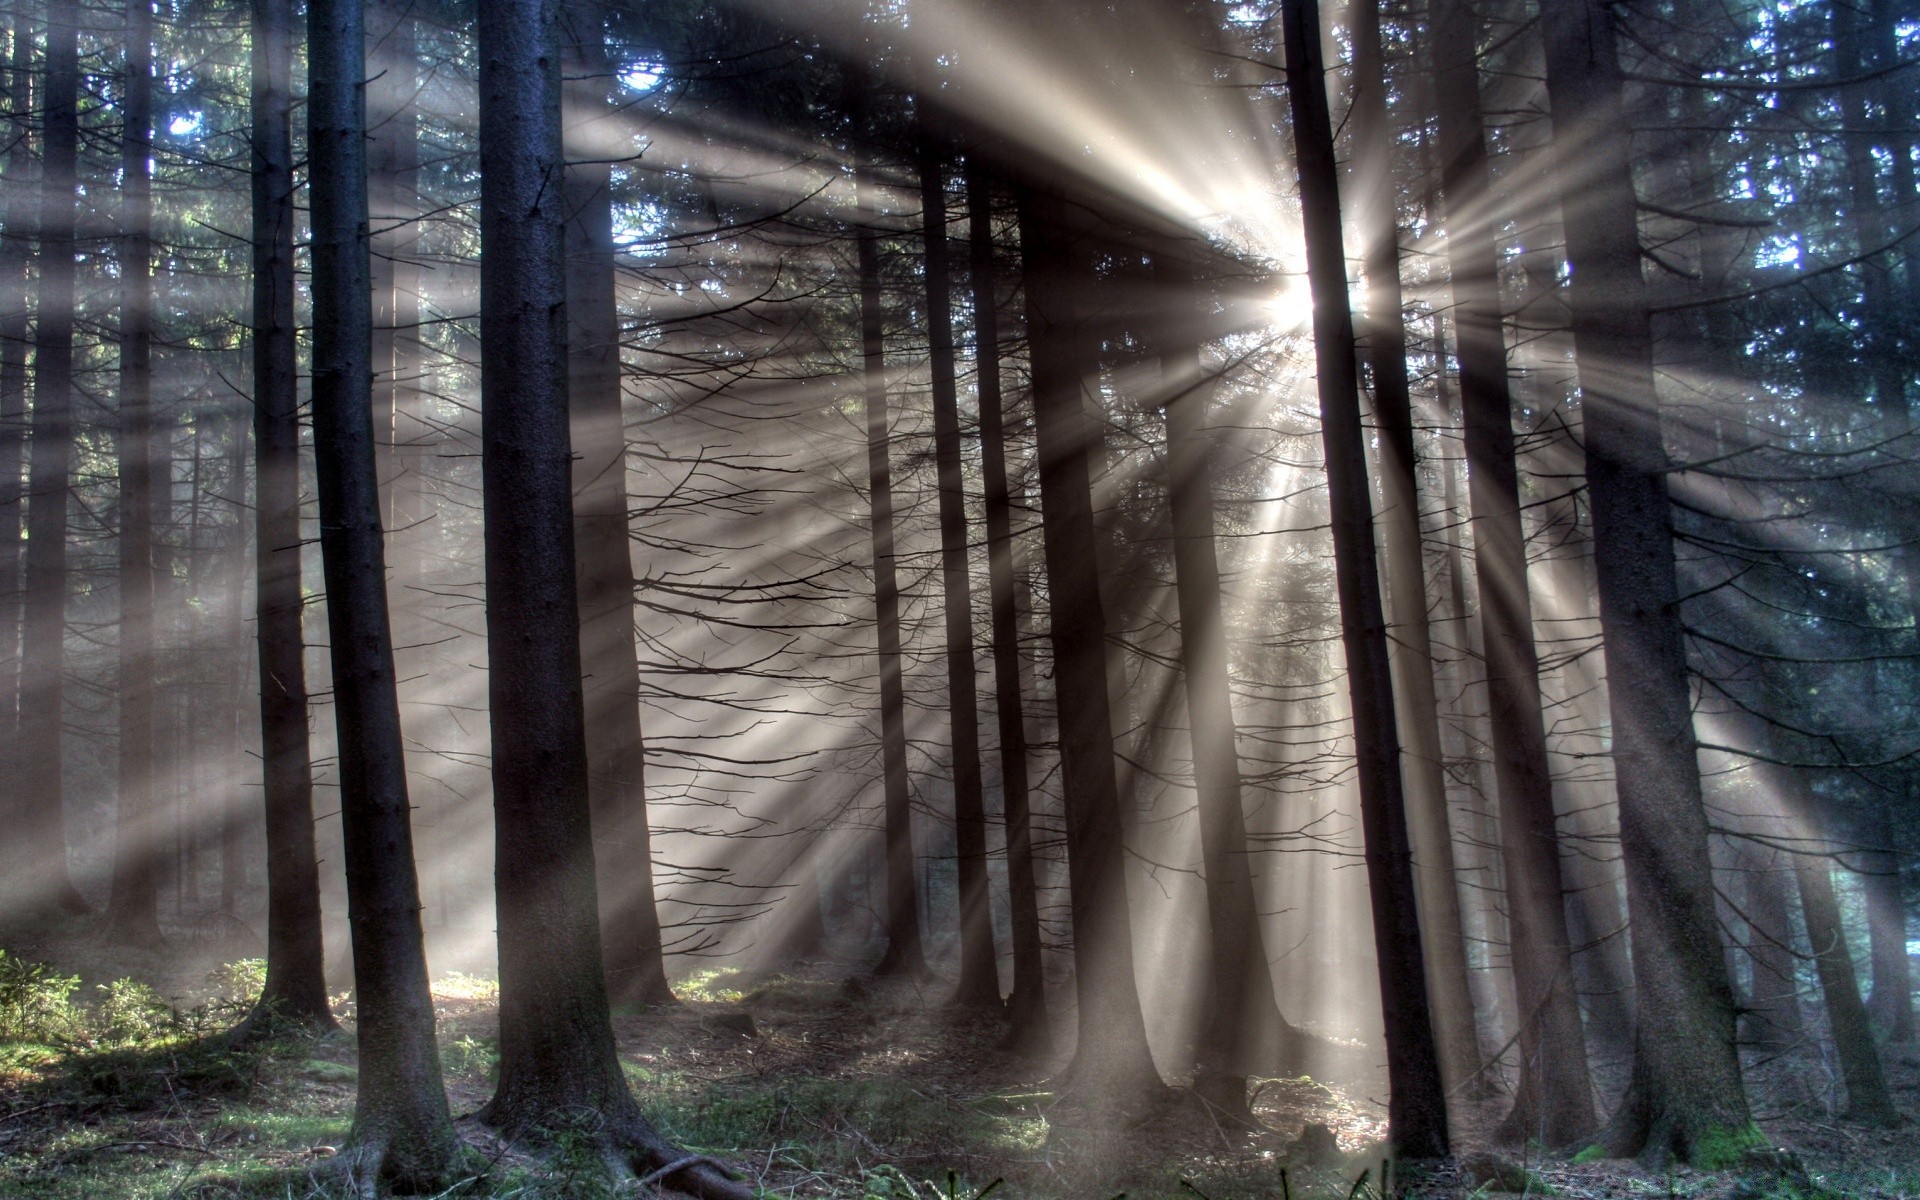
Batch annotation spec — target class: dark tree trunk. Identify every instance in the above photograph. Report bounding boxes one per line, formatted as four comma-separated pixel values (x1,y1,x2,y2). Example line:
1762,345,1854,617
855,152,926,981
1349,0,1483,1105
966,163,1051,1053
104,0,164,948
308,0,459,1180
1017,182,1165,1110
1429,0,1596,1146
218,410,250,917
473,5,750,1194
1538,0,1749,1164
919,134,999,1008
1779,775,1901,1125
1739,842,1804,1054
1862,805,1913,1041
238,0,335,1035
1280,0,1448,1157
565,30,675,1010
1152,241,1288,1120
15,1,87,919
0,19,30,768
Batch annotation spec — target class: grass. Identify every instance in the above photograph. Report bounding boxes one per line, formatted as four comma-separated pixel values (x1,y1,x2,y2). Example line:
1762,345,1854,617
3,954,1916,1199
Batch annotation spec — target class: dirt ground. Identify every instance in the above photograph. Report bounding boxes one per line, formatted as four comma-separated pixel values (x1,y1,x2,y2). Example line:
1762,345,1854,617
0,933,1916,1198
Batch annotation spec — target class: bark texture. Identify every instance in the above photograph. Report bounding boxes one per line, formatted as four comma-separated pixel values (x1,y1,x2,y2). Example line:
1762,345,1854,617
308,0,460,1180
966,164,1051,1052
565,27,675,1012
16,1,88,919
240,0,335,1035
853,146,926,980
1018,182,1165,1110
1430,0,1595,1145
473,5,753,1193
1281,0,1448,1157
919,136,999,1008
104,0,165,948
1539,0,1750,1164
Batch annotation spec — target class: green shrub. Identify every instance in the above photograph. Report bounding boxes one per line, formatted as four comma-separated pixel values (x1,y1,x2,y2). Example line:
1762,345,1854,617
0,949,85,1044
91,978,176,1045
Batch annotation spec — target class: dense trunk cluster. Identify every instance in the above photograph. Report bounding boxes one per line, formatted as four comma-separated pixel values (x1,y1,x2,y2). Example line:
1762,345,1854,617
0,0,1914,1189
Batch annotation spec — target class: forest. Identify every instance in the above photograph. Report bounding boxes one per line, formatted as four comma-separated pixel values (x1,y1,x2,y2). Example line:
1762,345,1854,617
0,0,1914,1195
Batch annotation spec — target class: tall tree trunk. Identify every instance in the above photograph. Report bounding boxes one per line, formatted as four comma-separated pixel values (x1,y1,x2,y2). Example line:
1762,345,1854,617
565,30,675,1010
1739,842,1803,1054
1862,804,1912,1041
855,149,926,981
238,0,334,1035
1154,241,1290,1121
0,18,30,766
966,163,1050,1052
1280,0,1448,1157
1429,0,1595,1145
218,409,250,917
1777,770,1901,1125
1538,0,1749,1163
105,0,164,946
1349,0,1482,1105
472,5,750,1195
16,0,88,919
1017,182,1165,1109
308,0,459,1180
1436,311,1520,1076
919,133,998,1008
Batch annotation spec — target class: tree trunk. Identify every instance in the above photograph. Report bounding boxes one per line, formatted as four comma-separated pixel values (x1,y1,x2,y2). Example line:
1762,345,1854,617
565,32,675,1010
919,133,999,1008
104,0,165,947
238,0,335,1035
1350,0,1483,1107
1862,804,1913,1041
1778,774,1901,1125
1538,0,1749,1163
854,146,926,981
0,19,30,769
1280,0,1448,1157
1017,182,1165,1110
1739,842,1804,1054
218,409,250,917
15,0,88,919
308,0,459,1180
966,163,1051,1052
1429,0,1595,1145
473,5,751,1195
1152,240,1289,1120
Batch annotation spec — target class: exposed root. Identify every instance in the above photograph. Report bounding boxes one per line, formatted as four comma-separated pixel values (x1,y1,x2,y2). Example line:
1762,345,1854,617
467,1106,755,1200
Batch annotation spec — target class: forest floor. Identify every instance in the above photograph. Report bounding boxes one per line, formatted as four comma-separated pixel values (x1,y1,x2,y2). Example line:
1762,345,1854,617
0,932,1916,1199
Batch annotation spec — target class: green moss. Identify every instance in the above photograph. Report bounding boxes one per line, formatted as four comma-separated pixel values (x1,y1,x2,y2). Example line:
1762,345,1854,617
1570,1144,1604,1165
1690,1121,1766,1171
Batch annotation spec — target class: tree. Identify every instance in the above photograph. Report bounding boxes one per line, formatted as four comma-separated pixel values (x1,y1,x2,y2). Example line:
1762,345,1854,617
917,128,998,1008
1017,180,1165,1108
1279,0,1448,1158
1428,0,1595,1145
853,112,926,981
308,0,461,1180
472,0,753,1191
966,162,1050,1052
0,17,32,795
1154,239,1292,1121
1347,0,1482,1103
236,0,335,1037
1538,0,1749,1163
565,8,676,1012
103,0,165,948
14,0,89,921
